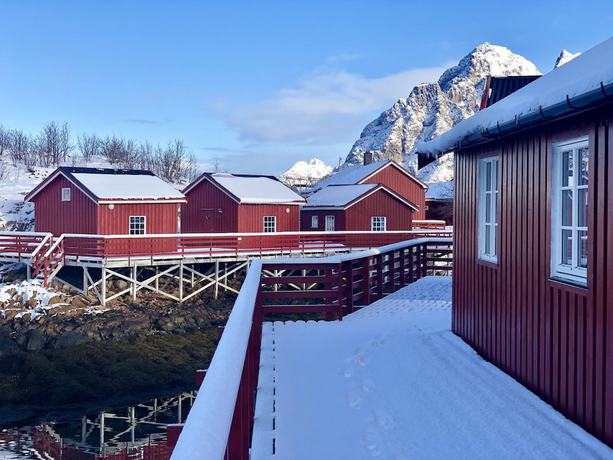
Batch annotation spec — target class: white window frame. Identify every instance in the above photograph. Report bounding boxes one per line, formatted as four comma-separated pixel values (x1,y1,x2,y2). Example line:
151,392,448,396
263,215,276,233
478,156,499,263
325,215,335,232
551,137,588,285
61,187,71,202
371,216,386,231
129,216,146,235
311,215,318,229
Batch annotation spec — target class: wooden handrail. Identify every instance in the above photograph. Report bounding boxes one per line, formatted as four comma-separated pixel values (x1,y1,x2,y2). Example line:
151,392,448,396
171,237,453,460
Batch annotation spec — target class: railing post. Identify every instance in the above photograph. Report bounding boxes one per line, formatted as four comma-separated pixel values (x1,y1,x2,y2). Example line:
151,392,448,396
399,248,406,287
376,254,384,299
337,263,344,320
344,261,354,314
362,257,371,306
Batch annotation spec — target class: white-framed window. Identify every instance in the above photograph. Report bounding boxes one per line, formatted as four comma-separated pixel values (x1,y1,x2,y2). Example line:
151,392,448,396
311,215,319,228
61,187,71,202
478,156,499,262
371,216,386,231
129,216,146,235
263,215,276,232
325,215,335,231
551,137,588,285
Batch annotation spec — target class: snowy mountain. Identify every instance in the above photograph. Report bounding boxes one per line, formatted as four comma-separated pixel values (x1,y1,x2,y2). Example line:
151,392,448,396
279,159,333,189
554,49,581,68
344,43,541,172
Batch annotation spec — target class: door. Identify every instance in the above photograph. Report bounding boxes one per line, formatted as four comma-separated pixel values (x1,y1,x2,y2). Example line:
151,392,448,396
325,215,335,231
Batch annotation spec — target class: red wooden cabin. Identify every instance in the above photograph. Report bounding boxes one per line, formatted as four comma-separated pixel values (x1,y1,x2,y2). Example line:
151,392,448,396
181,173,305,233
24,167,186,255
420,37,613,446
312,156,428,219
300,184,417,232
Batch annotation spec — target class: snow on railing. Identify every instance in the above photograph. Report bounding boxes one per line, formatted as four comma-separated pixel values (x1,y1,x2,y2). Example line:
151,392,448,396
171,260,263,460
171,236,453,460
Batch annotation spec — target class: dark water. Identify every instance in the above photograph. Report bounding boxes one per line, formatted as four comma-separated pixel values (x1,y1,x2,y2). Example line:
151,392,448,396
0,391,195,459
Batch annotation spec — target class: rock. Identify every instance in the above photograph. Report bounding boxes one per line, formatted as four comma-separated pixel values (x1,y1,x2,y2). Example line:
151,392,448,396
70,296,88,308
53,332,90,348
25,329,45,351
48,295,63,305
26,297,38,308
5,288,17,297
113,279,129,290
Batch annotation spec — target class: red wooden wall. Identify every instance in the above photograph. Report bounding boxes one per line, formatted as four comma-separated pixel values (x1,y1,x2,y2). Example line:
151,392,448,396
453,108,613,446
238,204,300,232
300,210,345,231
182,177,301,233
98,202,180,234
300,189,414,231
362,165,426,219
33,175,97,235
182,178,239,233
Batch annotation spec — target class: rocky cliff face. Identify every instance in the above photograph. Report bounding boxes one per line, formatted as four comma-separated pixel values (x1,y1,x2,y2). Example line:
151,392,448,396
344,43,541,172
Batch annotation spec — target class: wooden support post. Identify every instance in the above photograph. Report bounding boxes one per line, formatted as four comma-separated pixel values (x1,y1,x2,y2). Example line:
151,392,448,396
83,267,88,293
100,412,105,451
81,416,86,445
132,265,137,302
26,264,31,281
362,257,371,306
155,267,159,291
101,268,107,307
177,393,183,423
214,261,219,300
179,262,184,302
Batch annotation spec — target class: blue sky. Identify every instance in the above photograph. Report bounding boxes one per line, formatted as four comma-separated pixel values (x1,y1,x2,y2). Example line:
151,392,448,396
0,1,611,175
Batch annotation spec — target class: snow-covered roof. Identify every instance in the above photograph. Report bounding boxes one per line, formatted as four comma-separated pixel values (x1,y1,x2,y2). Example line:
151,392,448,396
304,183,418,211
207,173,305,204
305,184,377,207
419,37,613,155
426,180,454,201
71,172,185,201
313,161,427,191
24,167,186,203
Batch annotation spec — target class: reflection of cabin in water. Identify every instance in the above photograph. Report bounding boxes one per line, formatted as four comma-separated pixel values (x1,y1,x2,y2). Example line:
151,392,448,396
181,173,305,233
24,167,186,235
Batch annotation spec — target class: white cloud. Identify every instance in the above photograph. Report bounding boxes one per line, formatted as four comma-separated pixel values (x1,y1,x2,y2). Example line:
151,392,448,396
226,64,449,145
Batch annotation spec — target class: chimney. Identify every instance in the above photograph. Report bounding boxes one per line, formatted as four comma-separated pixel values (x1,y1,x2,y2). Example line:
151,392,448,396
364,151,374,165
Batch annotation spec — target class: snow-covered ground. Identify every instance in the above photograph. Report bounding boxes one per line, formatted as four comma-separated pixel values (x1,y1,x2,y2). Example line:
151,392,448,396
252,277,611,460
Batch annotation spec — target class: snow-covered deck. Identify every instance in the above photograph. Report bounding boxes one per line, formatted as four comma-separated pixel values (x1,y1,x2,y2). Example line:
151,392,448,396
252,277,611,459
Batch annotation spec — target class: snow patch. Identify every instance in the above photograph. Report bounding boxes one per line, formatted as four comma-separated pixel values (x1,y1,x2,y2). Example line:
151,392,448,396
554,49,581,69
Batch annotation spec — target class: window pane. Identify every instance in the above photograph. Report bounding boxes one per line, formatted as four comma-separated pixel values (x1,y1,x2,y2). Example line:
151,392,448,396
578,147,589,186
485,193,491,222
577,189,587,227
562,150,573,187
493,160,499,191
486,162,492,191
561,229,573,265
561,190,573,226
577,230,588,268
485,225,491,254
493,193,498,224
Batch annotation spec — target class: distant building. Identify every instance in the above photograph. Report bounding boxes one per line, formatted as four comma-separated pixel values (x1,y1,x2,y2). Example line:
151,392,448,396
24,167,186,236
181,173,305,233
300,183,417,232
420,37,613,446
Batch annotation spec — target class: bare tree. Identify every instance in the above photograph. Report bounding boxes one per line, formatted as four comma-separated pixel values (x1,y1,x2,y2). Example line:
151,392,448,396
100,136,126,165
7,130,31,166
77,133,101,163
35,122,72,166
0,126,10,157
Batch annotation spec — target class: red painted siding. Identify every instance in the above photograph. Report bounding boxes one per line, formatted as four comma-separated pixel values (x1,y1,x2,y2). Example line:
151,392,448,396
181,177,239,233
300,189,414,232
362,165,427,219
300,210,346,231
453,107,613,446
32,175,97,234
97,203,180,234
345,188,413,230
238,204,300,232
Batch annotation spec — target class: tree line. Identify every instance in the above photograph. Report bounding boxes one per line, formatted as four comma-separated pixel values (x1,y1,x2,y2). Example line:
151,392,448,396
0,122,199,183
